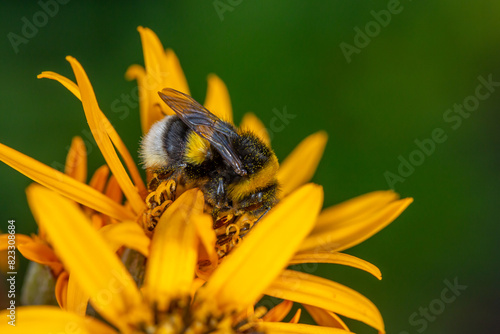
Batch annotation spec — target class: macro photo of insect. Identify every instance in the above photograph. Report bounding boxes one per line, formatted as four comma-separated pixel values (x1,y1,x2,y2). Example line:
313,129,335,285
142,88,279,225
140,87,281,258
1,2,499,334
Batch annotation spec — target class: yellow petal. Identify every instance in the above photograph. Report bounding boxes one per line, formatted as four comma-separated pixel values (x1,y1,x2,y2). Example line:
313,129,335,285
277,132,327,196
289,251,382,280
303,304,350,330
313,190,400,234
38,71,80,97
66,272,90,317
138,27,190,94
289,308,302,323
55,271,69,308
89,165,109,193
257,322,354,334
193,213,217,275
39,69,148,199
138,26,164,80
143,189,203,310
99,221,150,257
127,63,166,133
300,198,413,253
67,56,146,215
165,47,190,94
198,184,323,311
105,175,123,204
89,213,105,229
193,213,216,257
262,300,293,322
65,136,87,183
190,277,206,301
0,250,8,272
26,184,149,330
0,143,133,221
234,305,256,327
265,270,384,333
239,112,270,145
133,27,190,132
0,306,117,334
17,241,63,275
39,71,147,198
125,64,150,134
204,74,233,123
196,245,219,281
39,71,148,199
0,233,32,251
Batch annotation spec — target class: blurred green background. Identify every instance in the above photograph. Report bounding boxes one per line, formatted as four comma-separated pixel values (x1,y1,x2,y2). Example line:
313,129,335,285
1,1,499,333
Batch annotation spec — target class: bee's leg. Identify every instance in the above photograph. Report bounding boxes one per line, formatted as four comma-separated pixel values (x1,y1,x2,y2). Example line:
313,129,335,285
215,177,225,201
148,165,186,192
213,176,226,208
211,206,221,221
239,206,271,238
148,167,172,191
210,177,228,221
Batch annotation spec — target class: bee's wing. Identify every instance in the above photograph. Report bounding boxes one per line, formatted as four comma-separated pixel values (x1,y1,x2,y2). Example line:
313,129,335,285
158,88,247,176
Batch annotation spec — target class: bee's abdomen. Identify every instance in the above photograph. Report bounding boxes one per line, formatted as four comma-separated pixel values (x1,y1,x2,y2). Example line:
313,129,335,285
140,115,189,170
163,116,190,163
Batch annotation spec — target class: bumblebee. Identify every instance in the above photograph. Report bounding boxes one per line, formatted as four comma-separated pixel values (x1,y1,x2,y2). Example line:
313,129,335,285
140,88,279,220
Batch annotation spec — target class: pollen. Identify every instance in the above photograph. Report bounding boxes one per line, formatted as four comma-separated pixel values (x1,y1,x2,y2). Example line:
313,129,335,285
214,214,257,259
140,167,253,272
141,176,176,231
144,173,261,261
143,296,265,334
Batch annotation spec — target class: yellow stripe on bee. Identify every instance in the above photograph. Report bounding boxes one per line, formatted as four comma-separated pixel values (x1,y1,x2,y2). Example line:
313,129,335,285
228,154,279,201
185,131,210,165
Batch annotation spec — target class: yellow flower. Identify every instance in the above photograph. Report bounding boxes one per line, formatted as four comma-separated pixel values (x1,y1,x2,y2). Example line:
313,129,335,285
124,27,413,262
0,135,143,305
0,26,413,333
1,181,367,334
